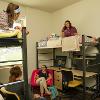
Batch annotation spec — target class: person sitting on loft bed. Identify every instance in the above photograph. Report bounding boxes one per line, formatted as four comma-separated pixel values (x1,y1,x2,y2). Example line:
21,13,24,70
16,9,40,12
0,3,22,38
61,20,78,37
61,20,96,42
61,20,80,55
0,3,20,30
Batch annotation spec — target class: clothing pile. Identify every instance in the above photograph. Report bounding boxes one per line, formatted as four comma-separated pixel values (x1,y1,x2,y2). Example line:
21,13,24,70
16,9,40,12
48,85,58,99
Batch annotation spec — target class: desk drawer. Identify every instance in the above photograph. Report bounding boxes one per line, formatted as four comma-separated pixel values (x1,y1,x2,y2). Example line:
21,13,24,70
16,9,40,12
54,71,62,81
54,79,62,90
54,71,62,90
54,71,61,77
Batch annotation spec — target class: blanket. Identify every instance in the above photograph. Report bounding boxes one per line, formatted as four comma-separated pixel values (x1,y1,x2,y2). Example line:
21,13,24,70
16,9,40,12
0,29,22,38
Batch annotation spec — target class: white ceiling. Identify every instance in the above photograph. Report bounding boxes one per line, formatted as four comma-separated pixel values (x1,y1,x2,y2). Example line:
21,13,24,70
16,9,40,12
2,0,81,12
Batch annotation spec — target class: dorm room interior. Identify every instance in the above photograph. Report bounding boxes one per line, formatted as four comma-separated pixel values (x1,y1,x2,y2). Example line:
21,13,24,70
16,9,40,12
0,0,100,100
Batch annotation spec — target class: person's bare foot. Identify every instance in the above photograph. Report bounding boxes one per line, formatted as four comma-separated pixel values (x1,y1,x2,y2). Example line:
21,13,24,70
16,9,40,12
46,91,51,95
34,94,40,98
41,93,44,97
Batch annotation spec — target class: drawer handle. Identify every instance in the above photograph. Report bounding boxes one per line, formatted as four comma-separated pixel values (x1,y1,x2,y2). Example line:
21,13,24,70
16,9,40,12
57,71,61,72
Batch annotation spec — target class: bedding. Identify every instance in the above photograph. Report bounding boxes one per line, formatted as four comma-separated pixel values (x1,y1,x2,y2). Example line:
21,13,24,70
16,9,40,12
0,29,22,38
0,29,22,46
38,35,95,49
62,36,80,51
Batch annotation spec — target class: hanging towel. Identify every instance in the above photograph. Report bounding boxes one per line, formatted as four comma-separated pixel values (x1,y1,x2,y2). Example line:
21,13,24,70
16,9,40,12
62,35,80,52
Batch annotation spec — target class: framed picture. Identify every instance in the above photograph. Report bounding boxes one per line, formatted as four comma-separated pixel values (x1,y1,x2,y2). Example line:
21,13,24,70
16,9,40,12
54,56,67,67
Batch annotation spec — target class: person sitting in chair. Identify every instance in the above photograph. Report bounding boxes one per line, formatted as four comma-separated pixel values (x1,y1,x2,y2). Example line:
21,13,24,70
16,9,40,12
5,65,24,100
35,65,51,96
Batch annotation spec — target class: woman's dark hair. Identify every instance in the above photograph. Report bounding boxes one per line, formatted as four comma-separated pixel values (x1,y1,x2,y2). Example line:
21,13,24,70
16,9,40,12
41,65,47,69
6,3,19,27
62,20,72,31
65,20,72,27
9,65,22,82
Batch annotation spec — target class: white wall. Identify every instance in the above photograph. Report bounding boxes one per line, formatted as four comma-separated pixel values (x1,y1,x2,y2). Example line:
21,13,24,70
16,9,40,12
0,0,53,82
26,7,53,78
53,0,100,38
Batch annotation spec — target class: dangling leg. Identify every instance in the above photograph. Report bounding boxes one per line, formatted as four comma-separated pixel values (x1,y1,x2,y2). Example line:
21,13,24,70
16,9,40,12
36,77,51,96
40,77,51,94
39,81,44,96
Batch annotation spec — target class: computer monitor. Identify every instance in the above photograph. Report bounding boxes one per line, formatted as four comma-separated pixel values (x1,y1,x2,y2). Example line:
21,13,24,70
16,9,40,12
54,56,67,67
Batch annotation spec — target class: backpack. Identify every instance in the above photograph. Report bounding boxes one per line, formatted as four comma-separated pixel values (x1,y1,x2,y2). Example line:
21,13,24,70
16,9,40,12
48,86,58,99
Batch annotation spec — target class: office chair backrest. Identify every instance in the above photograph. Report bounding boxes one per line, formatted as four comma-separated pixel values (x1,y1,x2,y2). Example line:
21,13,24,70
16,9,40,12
61,70,73,82
96,54,100,63
0,88,20,100
6,93,20,100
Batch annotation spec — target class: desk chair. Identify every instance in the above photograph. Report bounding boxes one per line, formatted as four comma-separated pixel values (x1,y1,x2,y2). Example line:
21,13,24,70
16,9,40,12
0,87,20,100
62,70,81,88
30,69,53,100
59,70,81,100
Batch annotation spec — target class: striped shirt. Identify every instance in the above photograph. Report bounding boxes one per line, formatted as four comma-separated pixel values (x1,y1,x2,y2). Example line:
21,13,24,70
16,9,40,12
0,11,9,30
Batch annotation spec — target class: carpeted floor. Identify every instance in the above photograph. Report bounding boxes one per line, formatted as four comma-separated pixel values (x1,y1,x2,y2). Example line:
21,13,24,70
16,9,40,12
61,92,100,100
45,92,100,100
32,87,100,100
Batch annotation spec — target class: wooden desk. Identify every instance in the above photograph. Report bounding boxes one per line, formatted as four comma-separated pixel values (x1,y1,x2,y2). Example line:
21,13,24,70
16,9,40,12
62,68,96,78
73,58,96,60
49,67,97,77
48,67,97,90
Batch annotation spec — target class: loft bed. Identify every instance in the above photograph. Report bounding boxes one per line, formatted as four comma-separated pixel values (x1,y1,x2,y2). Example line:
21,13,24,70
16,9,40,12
82,35,100,100
37,35,98,66
36,35,99,100
36,35,98,69
37,35,96,50
0,27,31,100
0,29,22,47
37,35,98,67
0,37,22,47
36,35,97,68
